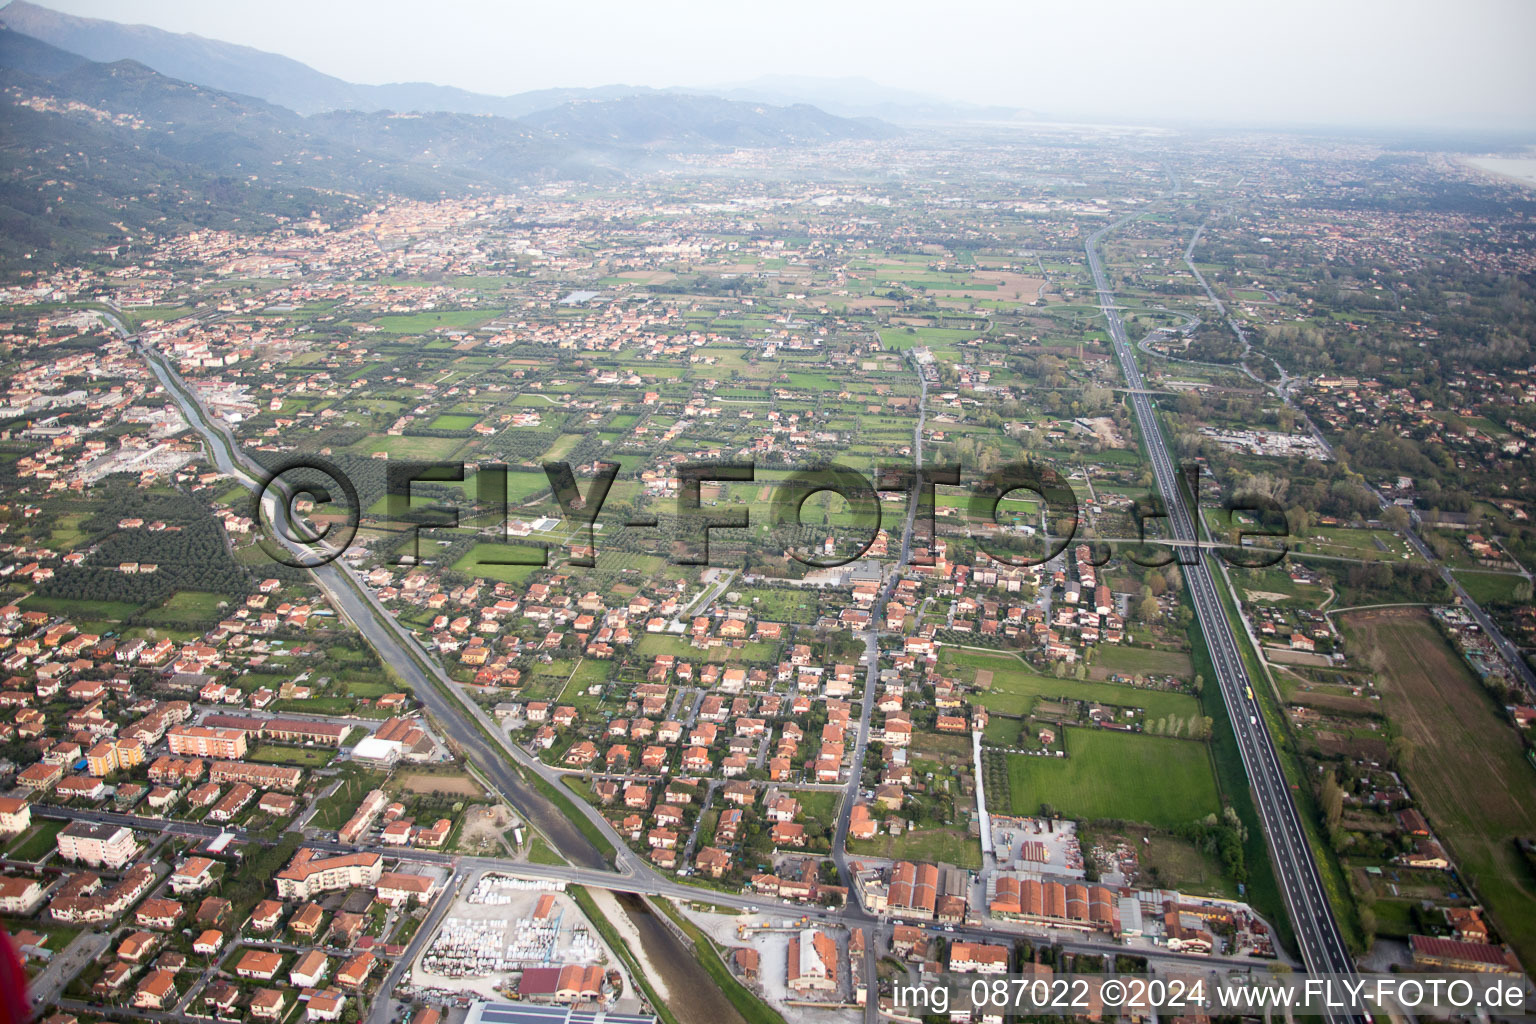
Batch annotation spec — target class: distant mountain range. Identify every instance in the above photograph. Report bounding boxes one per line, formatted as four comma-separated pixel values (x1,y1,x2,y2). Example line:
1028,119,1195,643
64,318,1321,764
0,0,560,118
0,1,1013,125
713,75,1036,124
0,0,1041,264
0,3,910,262
0,0,995,124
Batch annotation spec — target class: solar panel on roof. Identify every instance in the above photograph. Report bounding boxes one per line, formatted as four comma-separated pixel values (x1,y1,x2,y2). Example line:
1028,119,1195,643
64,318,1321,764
470,1002,656,1024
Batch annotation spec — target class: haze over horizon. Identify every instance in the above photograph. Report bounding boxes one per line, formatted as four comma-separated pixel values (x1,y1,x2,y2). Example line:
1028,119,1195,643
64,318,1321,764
15,0,1536,134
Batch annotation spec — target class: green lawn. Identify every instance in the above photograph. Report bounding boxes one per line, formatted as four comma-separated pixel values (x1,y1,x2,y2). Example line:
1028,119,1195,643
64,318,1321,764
526,836,568,866
124,304,191,326
247,744,334,768
5,819,65,861
847,827,981,870
1006,728,1220,827
791,789,840,826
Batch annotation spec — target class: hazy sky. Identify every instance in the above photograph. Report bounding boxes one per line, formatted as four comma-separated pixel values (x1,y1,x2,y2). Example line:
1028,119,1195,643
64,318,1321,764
27,0,1536,130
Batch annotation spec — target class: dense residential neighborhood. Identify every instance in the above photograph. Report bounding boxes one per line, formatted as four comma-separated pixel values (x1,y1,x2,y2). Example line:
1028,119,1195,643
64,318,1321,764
2,4,1536,1024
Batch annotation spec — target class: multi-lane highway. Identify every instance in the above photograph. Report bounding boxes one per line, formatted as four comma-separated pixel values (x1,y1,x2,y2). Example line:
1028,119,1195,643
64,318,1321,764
110,302,1306,1022
1088,219,1361,1021
1167,222,1534,697
122,315,628,873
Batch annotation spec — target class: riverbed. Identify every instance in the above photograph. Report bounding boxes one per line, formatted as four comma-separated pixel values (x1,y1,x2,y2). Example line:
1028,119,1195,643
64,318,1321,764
612,891,747,1024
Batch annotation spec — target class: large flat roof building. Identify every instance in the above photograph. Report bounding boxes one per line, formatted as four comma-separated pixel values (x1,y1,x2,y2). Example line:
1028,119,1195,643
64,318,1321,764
57,821,137,868
466,1003,654,1024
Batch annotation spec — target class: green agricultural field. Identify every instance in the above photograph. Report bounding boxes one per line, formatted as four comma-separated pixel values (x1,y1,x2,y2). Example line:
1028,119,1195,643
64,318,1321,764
1342,609,1536,968
47,512,90,550
362,467,552,515
639,634,776,662
21,594,142,622
137,589,231,626
450,543,546,583
543,434,583,460
1294,526,1414,562
947,649,1201,722
1453,571,1527,605
1090,645,1193,679
348,434,466,461
1006,728,1220,827
371,310,493,333
428,413,479,430
878,326,985,350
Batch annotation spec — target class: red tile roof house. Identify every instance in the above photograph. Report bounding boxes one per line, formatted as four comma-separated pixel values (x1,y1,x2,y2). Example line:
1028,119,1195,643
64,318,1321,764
696,846,731,878
375,871,435,905
235,949,284,981
771,822,807,847
249,898,284,932
250,988,287,1021
307,989,347,1021
290,949,330,988
133,969,178,1010
202,980,241,1015
338,951,377,987
135,897,184,930
849,803,878,839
